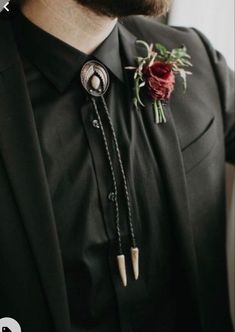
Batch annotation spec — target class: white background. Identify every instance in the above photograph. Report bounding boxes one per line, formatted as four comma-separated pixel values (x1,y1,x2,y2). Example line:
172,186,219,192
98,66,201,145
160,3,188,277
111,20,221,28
168,0,234,69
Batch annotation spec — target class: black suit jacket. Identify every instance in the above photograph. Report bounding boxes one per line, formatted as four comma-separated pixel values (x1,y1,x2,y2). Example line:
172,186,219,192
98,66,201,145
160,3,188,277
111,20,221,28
0,12,234,332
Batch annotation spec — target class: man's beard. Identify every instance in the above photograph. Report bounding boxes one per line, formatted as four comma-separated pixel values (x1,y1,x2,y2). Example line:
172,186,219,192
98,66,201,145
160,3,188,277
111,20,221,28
75,0,170,17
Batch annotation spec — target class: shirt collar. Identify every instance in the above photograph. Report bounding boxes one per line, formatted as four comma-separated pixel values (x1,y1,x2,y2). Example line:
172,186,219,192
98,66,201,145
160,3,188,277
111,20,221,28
12,12,124,92
93,26,124,83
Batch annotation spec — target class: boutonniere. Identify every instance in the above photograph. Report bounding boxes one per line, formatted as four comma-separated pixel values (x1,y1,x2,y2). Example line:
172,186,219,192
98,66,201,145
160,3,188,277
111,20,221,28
126,40,192,124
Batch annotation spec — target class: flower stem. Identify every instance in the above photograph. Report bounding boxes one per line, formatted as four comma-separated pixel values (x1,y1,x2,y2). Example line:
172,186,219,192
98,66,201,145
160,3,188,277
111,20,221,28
157,100,167,123
153,100,159,124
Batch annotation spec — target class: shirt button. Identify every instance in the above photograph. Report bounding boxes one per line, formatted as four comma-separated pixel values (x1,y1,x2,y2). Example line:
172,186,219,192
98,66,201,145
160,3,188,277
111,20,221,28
108,192,116,202
92,119,100,128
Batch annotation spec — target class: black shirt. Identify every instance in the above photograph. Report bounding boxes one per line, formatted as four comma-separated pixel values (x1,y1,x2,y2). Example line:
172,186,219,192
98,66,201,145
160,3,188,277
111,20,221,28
12,13,198,332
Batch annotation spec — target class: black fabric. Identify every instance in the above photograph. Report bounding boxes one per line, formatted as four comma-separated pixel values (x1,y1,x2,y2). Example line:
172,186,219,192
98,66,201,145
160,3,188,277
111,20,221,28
0,10,234,332
11,13,198,332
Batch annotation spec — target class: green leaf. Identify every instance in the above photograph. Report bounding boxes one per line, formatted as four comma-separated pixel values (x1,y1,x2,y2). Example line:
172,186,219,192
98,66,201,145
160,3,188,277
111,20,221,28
155,43,168,55
180,59,193,67
139,81,146,88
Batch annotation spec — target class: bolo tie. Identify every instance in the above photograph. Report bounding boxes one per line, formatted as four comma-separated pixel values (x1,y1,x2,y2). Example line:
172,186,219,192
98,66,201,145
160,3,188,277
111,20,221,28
80,60,139,287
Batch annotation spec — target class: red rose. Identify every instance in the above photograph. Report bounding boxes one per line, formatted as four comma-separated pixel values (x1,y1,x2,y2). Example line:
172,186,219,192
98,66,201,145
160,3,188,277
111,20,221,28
143,61,175,101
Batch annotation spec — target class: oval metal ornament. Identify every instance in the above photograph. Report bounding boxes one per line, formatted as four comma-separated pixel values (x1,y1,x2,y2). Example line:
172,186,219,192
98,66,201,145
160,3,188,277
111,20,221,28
80,60,110,97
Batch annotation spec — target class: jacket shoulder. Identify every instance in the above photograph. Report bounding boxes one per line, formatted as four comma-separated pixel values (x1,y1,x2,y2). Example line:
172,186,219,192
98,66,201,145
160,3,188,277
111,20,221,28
120,15,204,51
0,15,18,69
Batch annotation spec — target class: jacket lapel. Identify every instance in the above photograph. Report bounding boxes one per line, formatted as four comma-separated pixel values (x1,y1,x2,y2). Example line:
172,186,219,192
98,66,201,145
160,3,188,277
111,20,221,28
0,19,70,332
118,21,202,322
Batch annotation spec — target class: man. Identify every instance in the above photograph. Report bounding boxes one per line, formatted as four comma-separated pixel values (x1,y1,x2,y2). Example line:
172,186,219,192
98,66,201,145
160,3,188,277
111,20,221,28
0,0,234,331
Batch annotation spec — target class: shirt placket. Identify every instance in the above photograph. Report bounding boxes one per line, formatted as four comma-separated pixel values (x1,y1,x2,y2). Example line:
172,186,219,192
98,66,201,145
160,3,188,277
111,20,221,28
80,85,149,332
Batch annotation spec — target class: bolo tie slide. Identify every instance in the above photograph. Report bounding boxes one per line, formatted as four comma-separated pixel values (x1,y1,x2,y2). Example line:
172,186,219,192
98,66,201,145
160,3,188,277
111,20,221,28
80,60,139,287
